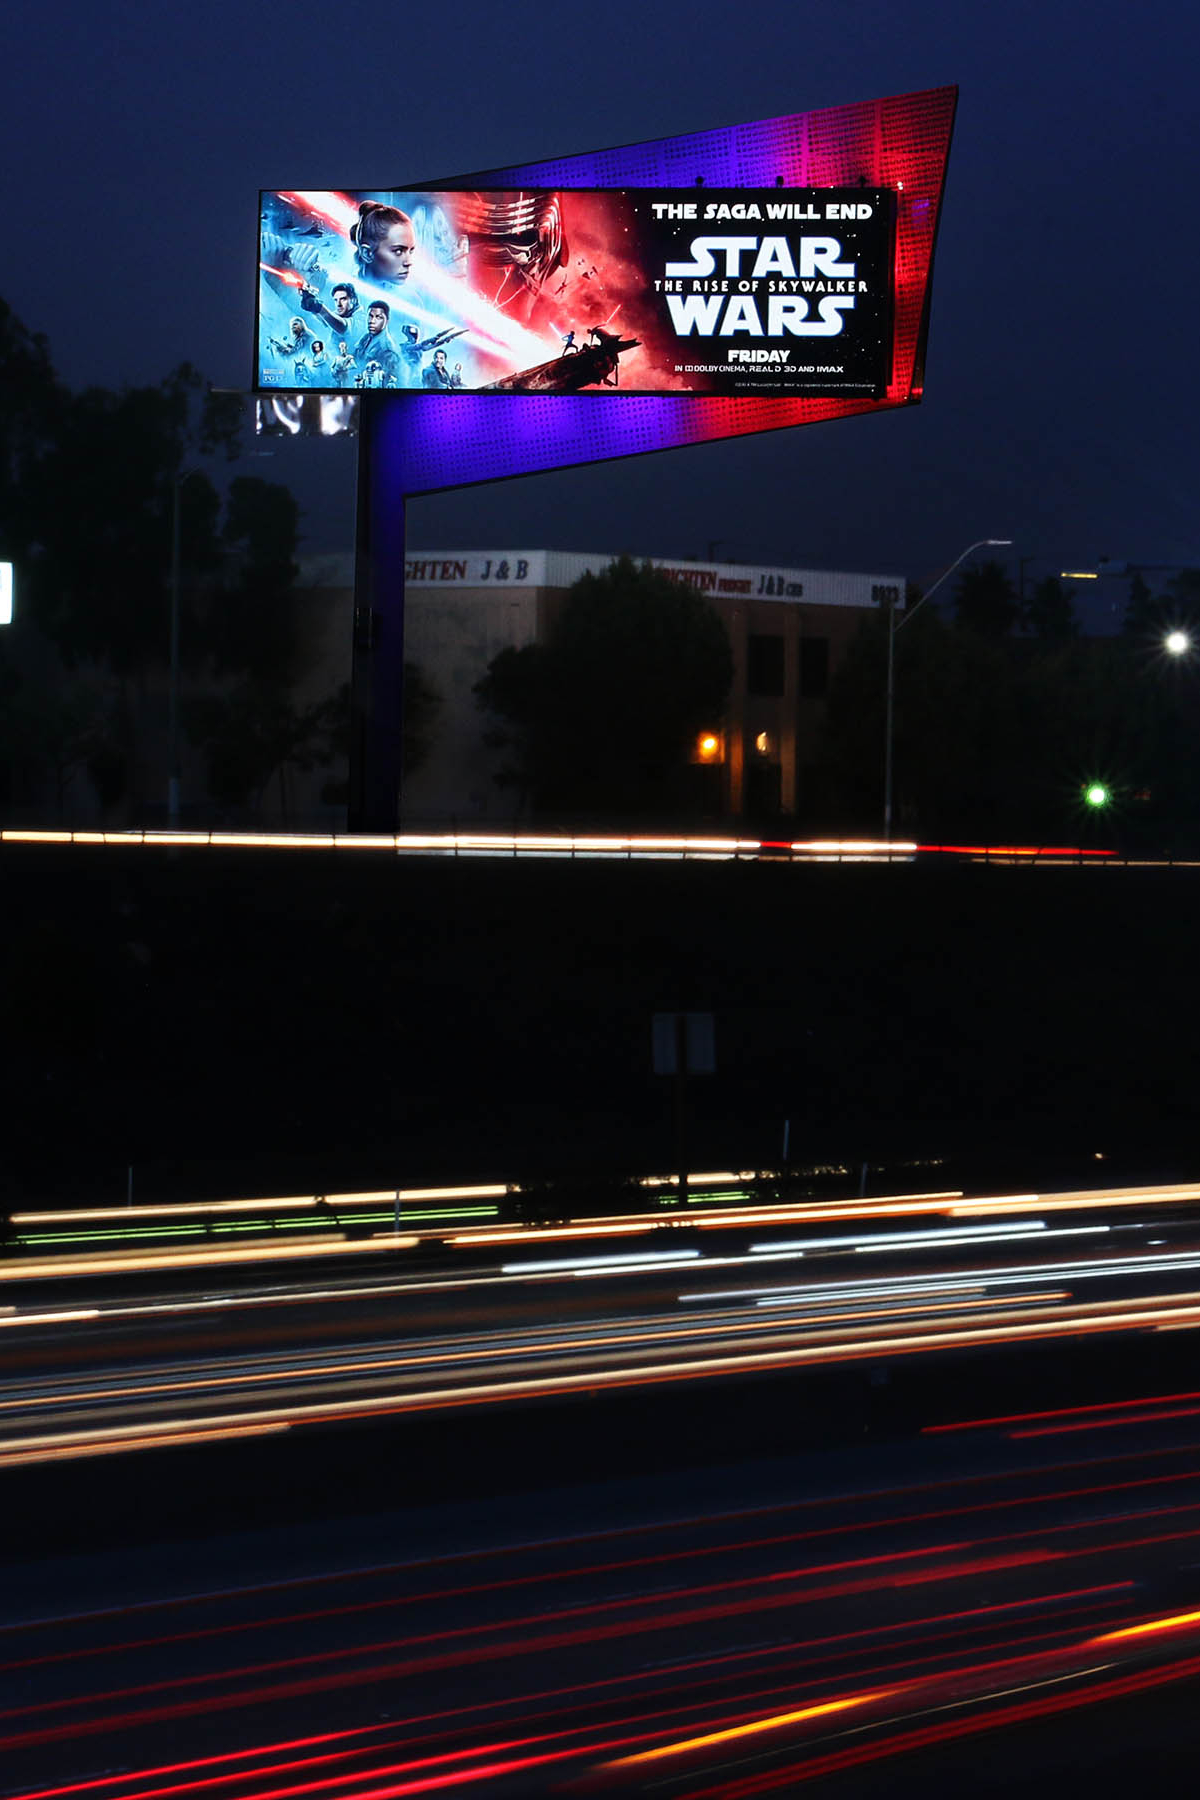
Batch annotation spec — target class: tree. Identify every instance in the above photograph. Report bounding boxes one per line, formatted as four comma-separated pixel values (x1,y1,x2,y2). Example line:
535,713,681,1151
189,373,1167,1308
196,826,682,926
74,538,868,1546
475,557,732,815
184,682,347,817
953,559,1020,638
1122,571,1157,637
0,650,129,821
22,361,239,675
0,292,354,822
402,662,441,777
1164,568,1200,632
0,296,61,554
201,476,307,686
1023,575,1078,642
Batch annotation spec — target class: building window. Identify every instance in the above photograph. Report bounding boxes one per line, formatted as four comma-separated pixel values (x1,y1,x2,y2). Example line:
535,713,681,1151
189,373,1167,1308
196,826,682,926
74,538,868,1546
799,636,829,698
747,633,785,696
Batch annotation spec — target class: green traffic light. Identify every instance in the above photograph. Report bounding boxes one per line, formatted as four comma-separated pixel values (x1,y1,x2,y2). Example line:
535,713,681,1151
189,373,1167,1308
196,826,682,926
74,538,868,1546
1084,783,1111,809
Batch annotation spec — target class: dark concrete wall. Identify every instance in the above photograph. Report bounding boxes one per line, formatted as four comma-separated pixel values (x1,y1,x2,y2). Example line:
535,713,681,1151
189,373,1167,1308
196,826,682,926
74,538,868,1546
2,849,1193,1206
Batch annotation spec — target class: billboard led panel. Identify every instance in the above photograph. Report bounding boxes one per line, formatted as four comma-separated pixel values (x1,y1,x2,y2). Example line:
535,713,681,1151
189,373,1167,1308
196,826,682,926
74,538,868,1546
253,86,956,495
258,187,895,399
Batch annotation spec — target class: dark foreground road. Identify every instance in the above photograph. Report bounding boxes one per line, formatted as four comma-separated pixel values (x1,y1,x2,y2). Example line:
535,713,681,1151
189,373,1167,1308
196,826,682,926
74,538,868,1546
8,1354,1200,1798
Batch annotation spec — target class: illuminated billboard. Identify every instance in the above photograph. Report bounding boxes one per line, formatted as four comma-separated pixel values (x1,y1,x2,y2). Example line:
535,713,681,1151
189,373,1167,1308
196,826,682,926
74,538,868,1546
259,187,895,398
252,87,956,496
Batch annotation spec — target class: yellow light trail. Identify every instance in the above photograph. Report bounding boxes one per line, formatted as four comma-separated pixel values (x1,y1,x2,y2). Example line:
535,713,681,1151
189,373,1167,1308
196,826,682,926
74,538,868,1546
10,1182,508,1225
4,1421,291,1464
1089,1609,1200,1644
603,1690,890,1766
0,1235,416,1283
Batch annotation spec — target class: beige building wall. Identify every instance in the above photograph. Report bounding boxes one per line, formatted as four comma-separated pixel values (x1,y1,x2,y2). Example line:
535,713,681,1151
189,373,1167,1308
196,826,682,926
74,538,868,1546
402,582,540,821
298,548,901,826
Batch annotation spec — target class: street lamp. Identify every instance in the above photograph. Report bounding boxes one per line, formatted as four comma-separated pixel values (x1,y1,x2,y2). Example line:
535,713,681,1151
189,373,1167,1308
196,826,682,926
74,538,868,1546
883,538,1012,841
1165,629,1191,657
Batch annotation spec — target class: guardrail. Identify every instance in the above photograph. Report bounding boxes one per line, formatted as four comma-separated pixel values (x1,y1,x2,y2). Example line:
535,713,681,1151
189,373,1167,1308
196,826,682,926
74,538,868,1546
0,1170,775,1264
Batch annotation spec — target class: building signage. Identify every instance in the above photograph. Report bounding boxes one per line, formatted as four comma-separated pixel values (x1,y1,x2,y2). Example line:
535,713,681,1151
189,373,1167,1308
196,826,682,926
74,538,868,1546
257,187,895,399
400,550,902,609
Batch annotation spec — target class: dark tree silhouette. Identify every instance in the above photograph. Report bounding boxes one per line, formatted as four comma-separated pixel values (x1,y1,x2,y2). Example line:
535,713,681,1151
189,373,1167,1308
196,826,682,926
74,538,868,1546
475,556,732,815
952,559,1021,638
1023,575,1078,642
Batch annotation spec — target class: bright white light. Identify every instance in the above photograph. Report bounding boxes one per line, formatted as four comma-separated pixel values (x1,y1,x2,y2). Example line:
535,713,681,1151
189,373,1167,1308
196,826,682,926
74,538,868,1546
0,563,11,626
1165,630,1191,656
751,1221,1047,1254
502,1249,701,1275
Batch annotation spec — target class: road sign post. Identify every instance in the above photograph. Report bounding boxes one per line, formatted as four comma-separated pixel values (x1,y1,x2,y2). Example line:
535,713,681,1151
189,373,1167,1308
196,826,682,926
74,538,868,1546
652,1012,715,1206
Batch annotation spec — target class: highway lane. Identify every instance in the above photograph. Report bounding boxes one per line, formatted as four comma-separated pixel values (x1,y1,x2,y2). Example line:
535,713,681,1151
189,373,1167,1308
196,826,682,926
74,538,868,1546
8,1184,1200,1466
8,1401,1200,1796
9,1183,1200,1794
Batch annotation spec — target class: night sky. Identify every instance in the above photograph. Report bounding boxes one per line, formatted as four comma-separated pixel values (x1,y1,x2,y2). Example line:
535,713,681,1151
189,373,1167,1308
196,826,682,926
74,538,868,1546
3,0,1196,608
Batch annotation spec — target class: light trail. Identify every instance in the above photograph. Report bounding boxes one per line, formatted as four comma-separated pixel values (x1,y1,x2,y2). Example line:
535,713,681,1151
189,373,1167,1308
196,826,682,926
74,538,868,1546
7,1286,1200,1466
18,1409,1189,1642
498,1248,702,1274
4,1490,1147,1683
0,830,1127,862
0,1292,1072,1426
11,1186,507,1224
604,1689,891,1767
10,1172,1200,1284
8,1180,1200,1484
14,1187,1200,1800
750,1219,1051,1251
13,1174,1200,1280
684,1240,1200,1311
10,1422,1200,1799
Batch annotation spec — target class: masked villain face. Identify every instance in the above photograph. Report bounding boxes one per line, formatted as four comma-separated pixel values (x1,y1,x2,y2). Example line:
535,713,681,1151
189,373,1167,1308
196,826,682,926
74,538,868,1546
454,192,567,300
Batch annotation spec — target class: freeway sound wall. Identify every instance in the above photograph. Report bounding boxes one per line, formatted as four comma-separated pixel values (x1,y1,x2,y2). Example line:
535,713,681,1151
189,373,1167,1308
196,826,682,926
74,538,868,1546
1,850,1193,1205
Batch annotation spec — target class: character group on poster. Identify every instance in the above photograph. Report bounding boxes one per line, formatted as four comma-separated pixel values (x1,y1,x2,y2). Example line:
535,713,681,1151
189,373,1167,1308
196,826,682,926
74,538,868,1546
257,188,893,398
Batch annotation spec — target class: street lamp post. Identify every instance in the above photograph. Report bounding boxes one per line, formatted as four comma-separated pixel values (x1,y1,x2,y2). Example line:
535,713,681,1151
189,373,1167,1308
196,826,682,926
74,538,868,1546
168,467,201,830
883,538,1012,841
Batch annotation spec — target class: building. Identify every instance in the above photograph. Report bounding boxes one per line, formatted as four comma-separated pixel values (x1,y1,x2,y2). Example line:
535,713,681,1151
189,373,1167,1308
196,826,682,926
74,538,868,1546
301,548,902,825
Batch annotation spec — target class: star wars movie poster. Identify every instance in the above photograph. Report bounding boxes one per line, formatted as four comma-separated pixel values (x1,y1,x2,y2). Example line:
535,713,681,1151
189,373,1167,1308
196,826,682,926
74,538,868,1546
257,188,895,398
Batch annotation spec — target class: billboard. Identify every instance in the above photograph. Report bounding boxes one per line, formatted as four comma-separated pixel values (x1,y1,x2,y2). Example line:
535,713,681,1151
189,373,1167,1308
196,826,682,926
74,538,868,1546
257,187,895,399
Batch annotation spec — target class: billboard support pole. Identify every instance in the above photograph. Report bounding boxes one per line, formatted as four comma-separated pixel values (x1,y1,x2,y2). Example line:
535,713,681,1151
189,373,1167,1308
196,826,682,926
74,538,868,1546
348,398,407,833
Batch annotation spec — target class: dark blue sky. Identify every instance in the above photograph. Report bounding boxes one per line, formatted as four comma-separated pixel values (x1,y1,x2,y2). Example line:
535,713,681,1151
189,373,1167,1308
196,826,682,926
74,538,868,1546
3,0,1196,605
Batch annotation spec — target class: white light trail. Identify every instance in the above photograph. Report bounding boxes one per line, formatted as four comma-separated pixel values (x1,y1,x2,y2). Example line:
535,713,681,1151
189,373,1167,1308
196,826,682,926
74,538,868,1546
750,1221,1051,1253
501,1249,702,1275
